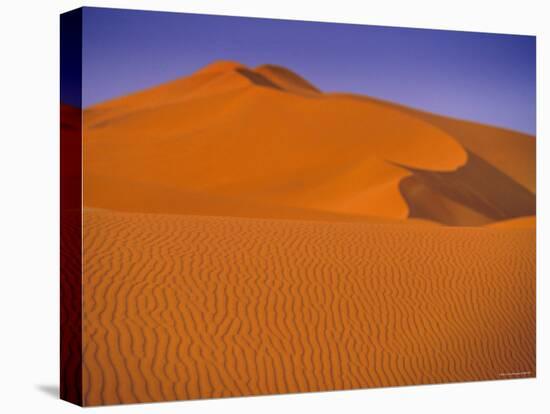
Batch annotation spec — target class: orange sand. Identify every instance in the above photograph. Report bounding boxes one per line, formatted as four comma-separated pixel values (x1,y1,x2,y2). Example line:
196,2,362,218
82,209,535,405
83,61,534,225
486,216,536,229
80,61,536,405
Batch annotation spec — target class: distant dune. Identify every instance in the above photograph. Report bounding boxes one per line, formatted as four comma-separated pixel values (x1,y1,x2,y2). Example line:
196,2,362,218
83,60,535,226
77,61,536,405
82,209,535,405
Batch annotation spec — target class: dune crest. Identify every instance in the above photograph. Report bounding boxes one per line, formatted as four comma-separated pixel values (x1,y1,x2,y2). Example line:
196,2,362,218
195,60,246,74
255,64,321,95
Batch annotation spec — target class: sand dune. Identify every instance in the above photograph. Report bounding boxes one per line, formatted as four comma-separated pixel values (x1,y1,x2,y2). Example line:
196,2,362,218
83,61,534,226
416,113,535,193
75,61,536,405
82,209,535,405
334,93,536,225
334,93,536,193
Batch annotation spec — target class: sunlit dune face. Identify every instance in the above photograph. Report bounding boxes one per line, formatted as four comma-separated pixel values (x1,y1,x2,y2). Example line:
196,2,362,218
82,61,535,226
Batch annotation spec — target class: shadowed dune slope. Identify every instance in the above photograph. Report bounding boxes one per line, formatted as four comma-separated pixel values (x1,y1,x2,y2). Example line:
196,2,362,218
82,209,535,405
83,61,535,226
255,64,321,95
398,151,535,226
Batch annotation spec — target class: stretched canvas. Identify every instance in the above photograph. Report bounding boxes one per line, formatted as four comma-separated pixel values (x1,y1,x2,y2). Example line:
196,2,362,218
60,7,536,406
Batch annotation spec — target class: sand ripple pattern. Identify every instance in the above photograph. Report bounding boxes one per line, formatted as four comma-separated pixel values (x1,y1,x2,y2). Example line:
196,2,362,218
83,209,535,406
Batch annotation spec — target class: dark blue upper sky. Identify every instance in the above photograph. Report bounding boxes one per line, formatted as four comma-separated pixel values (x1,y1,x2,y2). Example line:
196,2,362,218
81,7,536,134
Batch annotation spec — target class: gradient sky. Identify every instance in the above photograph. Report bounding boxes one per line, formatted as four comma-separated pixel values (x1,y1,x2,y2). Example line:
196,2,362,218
80,7,536,134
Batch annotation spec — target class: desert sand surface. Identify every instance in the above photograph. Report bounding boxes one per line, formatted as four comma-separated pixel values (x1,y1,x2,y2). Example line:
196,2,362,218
82,209,535,405
78,61,536,405
486,216,536,229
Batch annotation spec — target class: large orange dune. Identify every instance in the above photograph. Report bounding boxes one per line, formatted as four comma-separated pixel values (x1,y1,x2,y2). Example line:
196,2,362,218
83,60,535,226
72,61,536,405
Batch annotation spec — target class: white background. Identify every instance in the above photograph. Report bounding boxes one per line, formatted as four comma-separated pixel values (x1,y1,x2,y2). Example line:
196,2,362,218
0,0,547,412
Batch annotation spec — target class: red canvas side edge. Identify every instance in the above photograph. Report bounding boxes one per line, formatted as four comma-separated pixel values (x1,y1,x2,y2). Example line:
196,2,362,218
60,8,83,406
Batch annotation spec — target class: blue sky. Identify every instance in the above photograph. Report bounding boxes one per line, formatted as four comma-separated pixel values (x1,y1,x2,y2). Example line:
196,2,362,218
76,7,535,134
